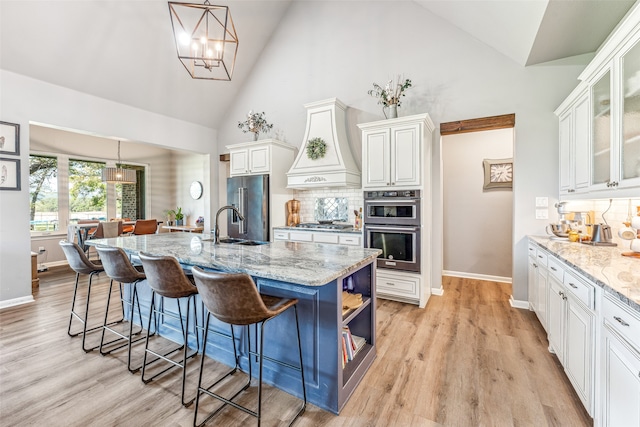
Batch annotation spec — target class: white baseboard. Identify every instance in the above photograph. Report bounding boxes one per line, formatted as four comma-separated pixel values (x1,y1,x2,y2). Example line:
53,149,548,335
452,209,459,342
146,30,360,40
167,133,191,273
0,295,35,310
443,270,512,284
509,296,530,309
431,287,444,296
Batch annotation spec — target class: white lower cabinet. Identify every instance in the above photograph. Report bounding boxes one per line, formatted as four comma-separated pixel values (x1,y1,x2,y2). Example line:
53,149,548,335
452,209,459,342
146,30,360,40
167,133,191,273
547,277,565,362
528,245,549,331
544,253,596,415
376,270,420,302
565,293,594,411
273,229,361,247
601,294,640,427
527,249,538,312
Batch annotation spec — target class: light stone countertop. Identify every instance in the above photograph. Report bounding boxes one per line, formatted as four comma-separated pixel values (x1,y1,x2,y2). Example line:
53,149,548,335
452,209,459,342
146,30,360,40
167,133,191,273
273,225,362,235
529,236,640,312
89,232,380,287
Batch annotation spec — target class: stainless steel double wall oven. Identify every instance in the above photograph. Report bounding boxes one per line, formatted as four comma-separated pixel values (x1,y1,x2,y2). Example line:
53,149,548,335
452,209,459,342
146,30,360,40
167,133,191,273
363,190,421,273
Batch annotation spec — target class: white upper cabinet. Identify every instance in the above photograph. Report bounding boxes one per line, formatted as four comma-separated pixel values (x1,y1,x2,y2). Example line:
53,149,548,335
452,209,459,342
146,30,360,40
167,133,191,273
557,5,640,198
227,139,294,177
557,88,590,195
358,114,434,190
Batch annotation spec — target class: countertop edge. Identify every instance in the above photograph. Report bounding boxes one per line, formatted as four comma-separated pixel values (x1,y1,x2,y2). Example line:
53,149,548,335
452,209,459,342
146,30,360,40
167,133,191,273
529,236,640,313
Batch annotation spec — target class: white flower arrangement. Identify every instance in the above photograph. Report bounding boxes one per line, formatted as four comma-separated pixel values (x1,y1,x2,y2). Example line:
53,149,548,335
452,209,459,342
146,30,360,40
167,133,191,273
367,76,412,107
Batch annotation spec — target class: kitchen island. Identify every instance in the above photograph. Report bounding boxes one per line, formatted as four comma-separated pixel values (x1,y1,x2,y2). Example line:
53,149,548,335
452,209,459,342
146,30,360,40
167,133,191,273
87,232,381,414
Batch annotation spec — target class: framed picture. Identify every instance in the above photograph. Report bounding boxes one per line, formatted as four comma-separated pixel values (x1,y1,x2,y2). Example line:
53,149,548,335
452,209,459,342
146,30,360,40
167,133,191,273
0,158,21,191
0,121,20,156
483,158,513,190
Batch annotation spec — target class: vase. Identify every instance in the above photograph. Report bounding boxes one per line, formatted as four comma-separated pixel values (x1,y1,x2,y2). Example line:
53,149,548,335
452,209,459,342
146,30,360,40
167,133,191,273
387,104,398,119
252,132,259,141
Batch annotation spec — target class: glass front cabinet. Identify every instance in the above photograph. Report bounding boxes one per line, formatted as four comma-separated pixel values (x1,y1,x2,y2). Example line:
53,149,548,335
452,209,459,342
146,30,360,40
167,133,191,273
557,10,640,198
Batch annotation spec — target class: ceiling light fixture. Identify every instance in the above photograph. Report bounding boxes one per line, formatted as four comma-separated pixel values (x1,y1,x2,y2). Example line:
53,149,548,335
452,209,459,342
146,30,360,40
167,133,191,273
102,141,137,184
168,1,238,81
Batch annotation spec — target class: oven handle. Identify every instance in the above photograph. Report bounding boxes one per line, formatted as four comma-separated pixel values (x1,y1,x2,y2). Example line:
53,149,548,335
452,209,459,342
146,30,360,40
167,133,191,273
365,225,420,232
365,200,419,205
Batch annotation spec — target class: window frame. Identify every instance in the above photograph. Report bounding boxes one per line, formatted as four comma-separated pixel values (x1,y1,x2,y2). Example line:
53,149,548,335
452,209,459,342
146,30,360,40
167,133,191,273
29,150,147,237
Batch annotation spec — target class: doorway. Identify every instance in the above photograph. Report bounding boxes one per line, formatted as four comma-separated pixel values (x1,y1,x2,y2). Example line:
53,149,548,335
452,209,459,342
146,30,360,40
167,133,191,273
440,114,514,283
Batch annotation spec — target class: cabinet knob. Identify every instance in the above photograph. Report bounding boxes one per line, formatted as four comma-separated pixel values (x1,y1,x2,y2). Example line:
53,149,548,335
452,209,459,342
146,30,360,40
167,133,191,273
614,316,630,327
533,263,538,268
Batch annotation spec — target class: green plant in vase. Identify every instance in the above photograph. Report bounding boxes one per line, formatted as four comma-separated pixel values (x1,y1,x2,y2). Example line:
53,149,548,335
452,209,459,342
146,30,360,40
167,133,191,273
237,110,274,141
168,207,184,226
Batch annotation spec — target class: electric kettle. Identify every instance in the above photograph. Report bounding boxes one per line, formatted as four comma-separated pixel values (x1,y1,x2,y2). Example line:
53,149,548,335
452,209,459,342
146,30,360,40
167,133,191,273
591,224,613,244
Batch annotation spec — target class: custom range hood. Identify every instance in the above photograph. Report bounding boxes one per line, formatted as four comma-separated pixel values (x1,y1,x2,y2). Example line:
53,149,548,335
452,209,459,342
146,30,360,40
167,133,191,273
287,98,361,189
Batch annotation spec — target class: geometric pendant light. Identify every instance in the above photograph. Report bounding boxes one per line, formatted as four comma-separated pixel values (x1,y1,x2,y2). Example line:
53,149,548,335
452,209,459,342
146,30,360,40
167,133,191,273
168,1,239,81
102,140,137,184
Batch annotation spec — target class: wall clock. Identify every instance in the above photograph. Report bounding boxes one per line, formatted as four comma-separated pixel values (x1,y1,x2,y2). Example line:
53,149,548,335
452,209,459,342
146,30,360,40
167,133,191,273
483,158,513,190
190,180,203,199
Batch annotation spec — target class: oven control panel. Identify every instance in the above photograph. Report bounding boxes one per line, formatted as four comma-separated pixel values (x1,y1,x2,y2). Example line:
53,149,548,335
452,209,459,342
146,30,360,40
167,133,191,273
364,190,420,199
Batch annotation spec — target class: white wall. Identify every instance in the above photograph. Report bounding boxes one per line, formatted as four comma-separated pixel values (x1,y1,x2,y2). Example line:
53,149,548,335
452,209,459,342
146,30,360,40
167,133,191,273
0,70,217,305
443,128,513,279
215,1,589,302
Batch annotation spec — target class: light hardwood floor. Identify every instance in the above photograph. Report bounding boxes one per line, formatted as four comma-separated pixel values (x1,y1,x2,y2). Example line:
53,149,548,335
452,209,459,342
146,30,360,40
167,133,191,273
0,268,591,426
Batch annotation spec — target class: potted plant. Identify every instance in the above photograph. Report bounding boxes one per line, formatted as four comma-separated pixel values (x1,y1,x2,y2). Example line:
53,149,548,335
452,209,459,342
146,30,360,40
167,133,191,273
368,75,412,119
168,207,184,226
238,110,274,141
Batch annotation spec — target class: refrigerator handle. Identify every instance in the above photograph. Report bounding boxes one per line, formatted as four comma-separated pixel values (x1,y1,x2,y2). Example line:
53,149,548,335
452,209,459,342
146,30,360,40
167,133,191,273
238,187,247,234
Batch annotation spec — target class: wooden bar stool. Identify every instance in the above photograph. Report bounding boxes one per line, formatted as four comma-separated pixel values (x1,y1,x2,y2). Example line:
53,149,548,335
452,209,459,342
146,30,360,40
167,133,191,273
95,245,147,373
138,252,200,406
59,240,109,352
191,266,306,427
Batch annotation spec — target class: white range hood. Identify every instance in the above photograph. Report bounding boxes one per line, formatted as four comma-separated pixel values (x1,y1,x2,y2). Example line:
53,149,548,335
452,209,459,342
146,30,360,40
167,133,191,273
287,98,361,189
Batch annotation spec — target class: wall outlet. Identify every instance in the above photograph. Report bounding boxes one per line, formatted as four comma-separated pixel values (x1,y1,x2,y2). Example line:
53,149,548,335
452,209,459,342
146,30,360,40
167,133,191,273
535,197,548,208
38,246,46,253
535,209,549,220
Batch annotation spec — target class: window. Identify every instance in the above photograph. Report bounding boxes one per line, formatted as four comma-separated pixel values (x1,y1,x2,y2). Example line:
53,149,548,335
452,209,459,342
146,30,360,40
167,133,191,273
69,159,106,223
29,153,145,236
29,155,58,232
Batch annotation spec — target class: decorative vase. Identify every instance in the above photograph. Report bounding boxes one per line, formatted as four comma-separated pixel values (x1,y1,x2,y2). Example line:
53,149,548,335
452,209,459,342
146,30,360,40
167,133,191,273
252,132,259,141
387,104,398,119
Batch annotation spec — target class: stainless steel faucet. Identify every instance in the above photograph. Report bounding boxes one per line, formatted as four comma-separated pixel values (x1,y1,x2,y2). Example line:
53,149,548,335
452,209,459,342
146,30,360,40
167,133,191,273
214,205,244,244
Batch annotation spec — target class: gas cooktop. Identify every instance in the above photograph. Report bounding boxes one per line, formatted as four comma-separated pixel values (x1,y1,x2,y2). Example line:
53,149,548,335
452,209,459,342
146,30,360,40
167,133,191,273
296,223,353,230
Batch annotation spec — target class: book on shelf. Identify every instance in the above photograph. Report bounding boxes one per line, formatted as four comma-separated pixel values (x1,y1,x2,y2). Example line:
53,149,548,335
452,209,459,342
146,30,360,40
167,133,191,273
342,326,367,364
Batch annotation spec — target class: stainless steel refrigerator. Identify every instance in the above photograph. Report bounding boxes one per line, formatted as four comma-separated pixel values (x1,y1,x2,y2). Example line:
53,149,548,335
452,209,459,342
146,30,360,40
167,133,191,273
227,174,270,242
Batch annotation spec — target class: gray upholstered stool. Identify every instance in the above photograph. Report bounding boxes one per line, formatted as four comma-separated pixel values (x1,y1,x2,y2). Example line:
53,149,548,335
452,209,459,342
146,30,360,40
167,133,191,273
191,266,306,427
138,251,200,406
59,240,108,352
95,245,147,373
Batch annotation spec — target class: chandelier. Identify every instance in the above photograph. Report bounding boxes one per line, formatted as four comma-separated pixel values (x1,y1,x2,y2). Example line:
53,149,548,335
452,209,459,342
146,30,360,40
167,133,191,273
168,1,238,81
102,141,137,184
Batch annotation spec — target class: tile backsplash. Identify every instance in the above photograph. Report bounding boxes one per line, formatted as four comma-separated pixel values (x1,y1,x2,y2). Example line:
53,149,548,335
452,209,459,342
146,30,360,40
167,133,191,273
291,188,363,224
561,198,640,245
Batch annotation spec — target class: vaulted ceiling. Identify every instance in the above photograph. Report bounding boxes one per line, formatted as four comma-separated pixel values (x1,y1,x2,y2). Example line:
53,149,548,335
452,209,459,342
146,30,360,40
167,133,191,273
0,0,635,129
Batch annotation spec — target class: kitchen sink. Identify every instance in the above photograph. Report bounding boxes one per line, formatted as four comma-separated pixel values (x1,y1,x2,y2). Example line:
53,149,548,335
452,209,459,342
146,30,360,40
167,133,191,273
219,237,245,244
218,237,268,246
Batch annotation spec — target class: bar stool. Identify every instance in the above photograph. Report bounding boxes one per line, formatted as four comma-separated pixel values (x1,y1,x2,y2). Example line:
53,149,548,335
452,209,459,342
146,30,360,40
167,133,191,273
138,252,200,406
95,245,147,373
59,240,109,353
191,266,306,427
